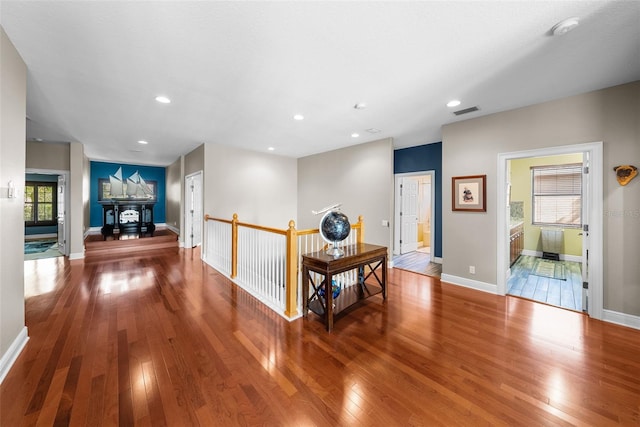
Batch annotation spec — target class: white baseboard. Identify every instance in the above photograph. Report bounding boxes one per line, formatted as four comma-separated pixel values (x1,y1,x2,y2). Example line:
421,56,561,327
166,224,179,235
25,233,57,240
603,309,640,331
433,257,443,264
440,274,497,294
0,327,29,384
87,226,102,235
69,251,85,260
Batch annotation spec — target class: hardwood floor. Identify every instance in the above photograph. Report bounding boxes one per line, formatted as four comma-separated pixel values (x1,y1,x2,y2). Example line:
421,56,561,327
3,247,640,426
392,249,442,278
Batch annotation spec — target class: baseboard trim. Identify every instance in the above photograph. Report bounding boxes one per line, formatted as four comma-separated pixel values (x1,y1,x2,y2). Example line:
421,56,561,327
433,257,443,264
69,251,85,260
603,309,640,331
440,274,497,294
166,224,179,235
0,327,29,384
25,233,57,240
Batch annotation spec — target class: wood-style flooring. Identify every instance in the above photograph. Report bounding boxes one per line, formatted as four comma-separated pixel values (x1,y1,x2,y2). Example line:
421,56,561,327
3,247,640,425
392,248,442,278
508,255,583,312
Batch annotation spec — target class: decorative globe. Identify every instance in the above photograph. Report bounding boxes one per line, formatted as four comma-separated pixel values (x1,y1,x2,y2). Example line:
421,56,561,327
318,279,342,299
320,210,350,257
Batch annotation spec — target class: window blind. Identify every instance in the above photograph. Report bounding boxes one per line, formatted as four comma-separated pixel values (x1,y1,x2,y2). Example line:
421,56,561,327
531,164,582,227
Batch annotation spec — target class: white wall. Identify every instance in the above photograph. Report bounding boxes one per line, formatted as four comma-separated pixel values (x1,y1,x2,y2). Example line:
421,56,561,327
442,81,640,316
0,27,28,382
297,138,394,249
69,142,85,259
203,143,297,228
165,156,182,234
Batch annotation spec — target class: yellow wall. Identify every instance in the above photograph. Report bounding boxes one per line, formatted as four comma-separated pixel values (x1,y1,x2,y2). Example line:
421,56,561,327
510,153,583,257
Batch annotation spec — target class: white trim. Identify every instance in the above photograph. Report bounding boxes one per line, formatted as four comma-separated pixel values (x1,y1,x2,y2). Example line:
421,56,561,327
0,327,29,384
184,171,203,249
25,233,57,240
69,251,85,260
497,141,603,320
433,257,443,264
87,226,102,235
603,310,640,331
440,273,497,294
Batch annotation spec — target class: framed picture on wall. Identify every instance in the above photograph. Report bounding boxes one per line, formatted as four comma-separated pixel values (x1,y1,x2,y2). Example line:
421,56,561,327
452,175,486,212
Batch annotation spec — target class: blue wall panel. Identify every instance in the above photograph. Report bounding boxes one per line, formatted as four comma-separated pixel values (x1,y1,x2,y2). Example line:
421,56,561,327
90,161,166,227
394,142,442,258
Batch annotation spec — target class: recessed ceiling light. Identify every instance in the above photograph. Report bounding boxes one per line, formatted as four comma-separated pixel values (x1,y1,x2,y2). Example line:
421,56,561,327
447,100,461,108
351,133,360,138
268,147,275,151
551,17,579,36
366,128,381,134
138,140,148,145
155,95,171,104
293,114,304,121
354,103,367,110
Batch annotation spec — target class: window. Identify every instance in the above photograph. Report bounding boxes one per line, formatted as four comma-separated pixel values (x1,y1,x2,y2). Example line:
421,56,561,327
24,182,57,226
531,164,582,227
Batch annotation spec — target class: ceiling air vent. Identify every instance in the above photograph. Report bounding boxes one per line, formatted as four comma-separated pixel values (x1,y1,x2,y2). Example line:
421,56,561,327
453,106,479,116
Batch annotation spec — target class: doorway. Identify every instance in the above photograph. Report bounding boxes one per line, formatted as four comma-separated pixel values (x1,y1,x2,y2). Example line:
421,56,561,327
506,153,584,312
393,171,440,277
184,171,203,248
25,168,69,259
497,142,603,320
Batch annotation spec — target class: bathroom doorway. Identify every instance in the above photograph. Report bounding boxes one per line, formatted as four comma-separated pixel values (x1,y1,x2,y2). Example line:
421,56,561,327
497,141,603,320
506,153,584,311
393,171,440,277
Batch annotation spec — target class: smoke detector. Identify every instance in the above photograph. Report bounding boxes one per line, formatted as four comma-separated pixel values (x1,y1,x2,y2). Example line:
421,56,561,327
551,17,579,36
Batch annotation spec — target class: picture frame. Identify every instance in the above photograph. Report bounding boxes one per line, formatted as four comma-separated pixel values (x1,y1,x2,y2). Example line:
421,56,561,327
452,175,486,212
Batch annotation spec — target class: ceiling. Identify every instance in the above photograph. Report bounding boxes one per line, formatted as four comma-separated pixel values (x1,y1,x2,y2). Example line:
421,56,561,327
2,1,639,166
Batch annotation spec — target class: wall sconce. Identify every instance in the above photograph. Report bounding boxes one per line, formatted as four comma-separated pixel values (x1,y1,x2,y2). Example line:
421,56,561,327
613,165,638,186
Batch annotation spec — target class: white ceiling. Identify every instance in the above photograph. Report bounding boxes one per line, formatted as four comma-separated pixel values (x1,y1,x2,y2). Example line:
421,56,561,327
2,1,639,166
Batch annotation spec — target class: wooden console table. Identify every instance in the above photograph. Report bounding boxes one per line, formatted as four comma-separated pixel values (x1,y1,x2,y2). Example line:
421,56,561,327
302,243,387,331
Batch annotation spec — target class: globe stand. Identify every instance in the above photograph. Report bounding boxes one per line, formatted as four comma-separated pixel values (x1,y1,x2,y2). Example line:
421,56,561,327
325,241,345,258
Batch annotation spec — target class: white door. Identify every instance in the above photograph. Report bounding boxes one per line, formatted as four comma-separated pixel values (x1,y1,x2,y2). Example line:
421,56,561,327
400,177,419,254
185,172,203,248
57,175,66,255
581,152,590,312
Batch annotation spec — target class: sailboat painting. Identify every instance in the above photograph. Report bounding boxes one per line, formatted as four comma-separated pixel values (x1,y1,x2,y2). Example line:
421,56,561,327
100,167,156,201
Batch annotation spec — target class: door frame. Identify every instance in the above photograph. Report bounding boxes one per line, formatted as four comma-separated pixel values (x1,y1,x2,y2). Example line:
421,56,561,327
393,170,436,257
25,168,70,257
496,141,603,320
184,170,203,248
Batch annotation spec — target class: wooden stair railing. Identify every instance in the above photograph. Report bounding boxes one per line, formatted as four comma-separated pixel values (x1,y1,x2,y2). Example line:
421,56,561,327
204,213,364,320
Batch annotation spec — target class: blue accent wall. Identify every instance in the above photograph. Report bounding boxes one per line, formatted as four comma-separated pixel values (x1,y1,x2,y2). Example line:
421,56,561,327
394,142,442,258
90,161,166,227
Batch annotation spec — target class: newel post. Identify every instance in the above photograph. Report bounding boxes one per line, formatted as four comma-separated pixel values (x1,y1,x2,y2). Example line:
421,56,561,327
357,215,364,244
231,213,238,278
285,220,299,318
